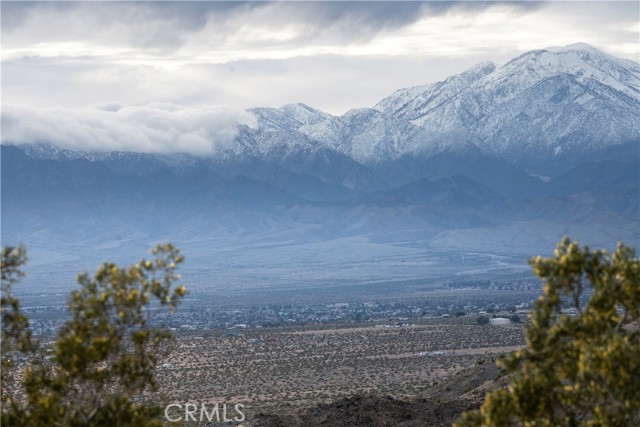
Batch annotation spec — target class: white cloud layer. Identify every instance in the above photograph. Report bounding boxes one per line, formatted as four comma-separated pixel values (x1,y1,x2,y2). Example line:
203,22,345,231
1,104,256,155
2,2,635,64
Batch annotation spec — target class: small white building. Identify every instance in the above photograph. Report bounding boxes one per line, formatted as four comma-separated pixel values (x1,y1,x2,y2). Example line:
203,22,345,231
419,351,446,357
489,317,511,326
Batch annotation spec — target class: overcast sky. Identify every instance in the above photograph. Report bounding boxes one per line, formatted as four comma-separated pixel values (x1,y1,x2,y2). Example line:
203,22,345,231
1,1,638,153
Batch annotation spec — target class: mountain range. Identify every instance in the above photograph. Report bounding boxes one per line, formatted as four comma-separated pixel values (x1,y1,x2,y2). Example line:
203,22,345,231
2,43,638,291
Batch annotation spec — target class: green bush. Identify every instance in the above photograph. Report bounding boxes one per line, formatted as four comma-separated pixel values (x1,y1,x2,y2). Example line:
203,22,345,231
476,315,490,325
457,237,640,427
1,244,186,427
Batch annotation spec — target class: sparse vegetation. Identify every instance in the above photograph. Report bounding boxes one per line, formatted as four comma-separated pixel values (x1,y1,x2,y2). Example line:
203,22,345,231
476,315,489,325
457,238,640,427
508,314,521,323
157,318,525,416
1,244,186,427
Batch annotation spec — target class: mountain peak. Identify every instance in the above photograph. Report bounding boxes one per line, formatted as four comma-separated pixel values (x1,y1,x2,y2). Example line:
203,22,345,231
547,42,603,55
497,42,640,100
280,102,322,114
278,102,332,126
464,61,497,75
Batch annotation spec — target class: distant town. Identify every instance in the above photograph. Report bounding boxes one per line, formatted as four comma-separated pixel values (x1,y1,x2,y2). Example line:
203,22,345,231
21,280,545,336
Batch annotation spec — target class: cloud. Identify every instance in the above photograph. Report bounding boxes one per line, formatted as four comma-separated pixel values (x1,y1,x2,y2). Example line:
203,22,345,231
3,2,634,65
1,1,250,52
2,2,634,64
1,1,421,55
1,104,257,155
1,1,537,60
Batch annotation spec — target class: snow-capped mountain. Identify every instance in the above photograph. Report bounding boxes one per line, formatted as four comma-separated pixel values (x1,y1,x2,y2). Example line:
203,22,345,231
232,43,639,175
374,42,640,172
19,43,637,177
373,61,497,121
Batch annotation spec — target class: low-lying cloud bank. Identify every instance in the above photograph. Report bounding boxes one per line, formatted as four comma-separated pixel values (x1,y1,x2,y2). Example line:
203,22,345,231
1,104,256,155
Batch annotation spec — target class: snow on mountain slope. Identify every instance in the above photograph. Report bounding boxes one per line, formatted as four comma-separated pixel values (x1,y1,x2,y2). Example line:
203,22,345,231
474,44,640,107
547,42,640,93
377,43,639,128
477,73,640,166
374,43,640,171
469,45,640,167
297,108,437,163
373,61,497,121
249,103,333,132
248,43,638,169
12,43,638,176
279,103,333,126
